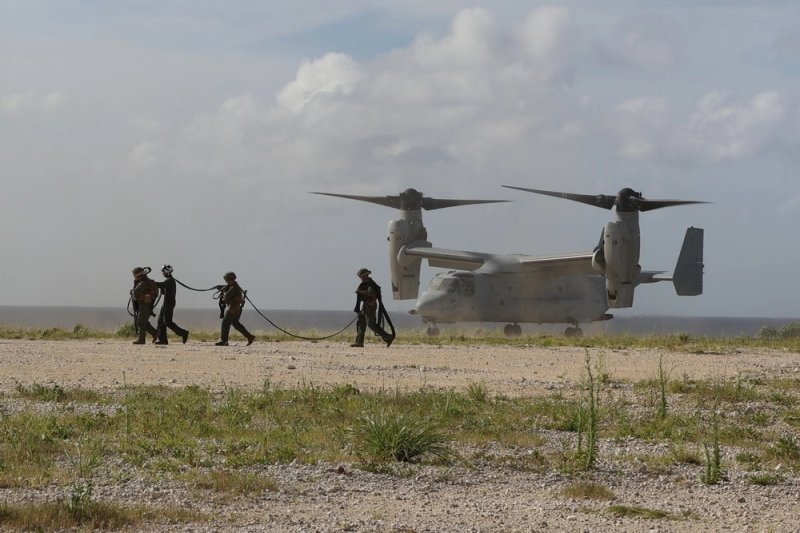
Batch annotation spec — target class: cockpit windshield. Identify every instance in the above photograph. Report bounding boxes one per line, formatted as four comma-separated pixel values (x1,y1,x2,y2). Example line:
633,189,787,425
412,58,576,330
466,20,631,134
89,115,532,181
438,278,461,293
427,272,474,295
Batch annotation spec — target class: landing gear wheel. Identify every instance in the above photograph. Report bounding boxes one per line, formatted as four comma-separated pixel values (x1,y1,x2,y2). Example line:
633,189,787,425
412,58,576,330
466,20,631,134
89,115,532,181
504,324,523,337
564,326,584,338
426,326,440,337
514,324,523,336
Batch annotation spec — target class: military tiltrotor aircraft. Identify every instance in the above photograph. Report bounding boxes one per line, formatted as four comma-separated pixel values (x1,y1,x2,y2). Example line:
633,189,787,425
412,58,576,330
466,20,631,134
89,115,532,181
313,186,705,337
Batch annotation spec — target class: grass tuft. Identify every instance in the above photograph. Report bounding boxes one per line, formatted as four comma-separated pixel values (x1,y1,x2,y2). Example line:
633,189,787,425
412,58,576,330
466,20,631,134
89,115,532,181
748,473,783,486
350,412,456,464
561,481,616,500
466,381,489,403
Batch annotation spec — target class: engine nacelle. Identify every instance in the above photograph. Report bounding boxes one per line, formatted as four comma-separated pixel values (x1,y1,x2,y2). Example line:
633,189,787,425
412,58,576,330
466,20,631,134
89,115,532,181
602,219,640,308
388,218,428,299
591,248,606,272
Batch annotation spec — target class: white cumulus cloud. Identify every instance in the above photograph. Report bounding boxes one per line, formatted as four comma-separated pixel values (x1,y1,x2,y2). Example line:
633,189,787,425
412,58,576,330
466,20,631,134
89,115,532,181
1,91,65,113
277,52,363,113
611,91,789,163
597,13,686,71
613,97,668,160
686,90,786,162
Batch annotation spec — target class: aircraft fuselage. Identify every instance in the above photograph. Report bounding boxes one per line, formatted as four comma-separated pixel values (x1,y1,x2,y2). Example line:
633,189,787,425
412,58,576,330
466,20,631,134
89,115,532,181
415,270,609,325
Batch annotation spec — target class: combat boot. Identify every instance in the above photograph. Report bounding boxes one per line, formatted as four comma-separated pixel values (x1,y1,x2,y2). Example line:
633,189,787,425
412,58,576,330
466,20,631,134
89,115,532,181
155,326,168,345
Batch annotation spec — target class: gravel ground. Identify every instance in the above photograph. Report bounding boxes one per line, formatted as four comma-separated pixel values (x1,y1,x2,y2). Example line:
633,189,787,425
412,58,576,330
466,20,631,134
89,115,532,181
0,338,799,532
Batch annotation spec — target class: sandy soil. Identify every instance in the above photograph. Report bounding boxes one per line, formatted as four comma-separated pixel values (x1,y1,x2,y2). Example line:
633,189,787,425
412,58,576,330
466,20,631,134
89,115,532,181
1,338,798,395
1,338,799,532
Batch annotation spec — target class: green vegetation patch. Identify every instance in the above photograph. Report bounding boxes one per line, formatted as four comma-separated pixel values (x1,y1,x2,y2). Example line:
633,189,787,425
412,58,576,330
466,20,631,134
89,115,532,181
14,382,103,403
0,497,205,531
182,469,278,495
2,323,800,351
1,366,799,505
607,504,672,519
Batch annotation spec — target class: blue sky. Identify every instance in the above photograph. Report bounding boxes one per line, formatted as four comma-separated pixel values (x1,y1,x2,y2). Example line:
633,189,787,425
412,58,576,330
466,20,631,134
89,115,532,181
2,1,800,320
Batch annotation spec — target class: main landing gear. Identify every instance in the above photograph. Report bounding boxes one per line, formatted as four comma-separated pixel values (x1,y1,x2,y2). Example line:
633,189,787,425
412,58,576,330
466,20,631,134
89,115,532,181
426,325,440,336
503,324,522,337
564,326,583,338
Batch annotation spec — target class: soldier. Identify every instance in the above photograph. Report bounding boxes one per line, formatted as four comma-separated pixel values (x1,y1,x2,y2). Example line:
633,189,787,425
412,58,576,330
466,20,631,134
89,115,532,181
215,271,255,346
131,266,159,345
351,268,393,347
155,265,189,345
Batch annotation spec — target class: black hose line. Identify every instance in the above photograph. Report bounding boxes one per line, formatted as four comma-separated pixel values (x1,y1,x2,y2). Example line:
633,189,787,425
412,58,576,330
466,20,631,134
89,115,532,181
173,277,358,341
173,278,219,292
244,294,357,341
378,299,396,341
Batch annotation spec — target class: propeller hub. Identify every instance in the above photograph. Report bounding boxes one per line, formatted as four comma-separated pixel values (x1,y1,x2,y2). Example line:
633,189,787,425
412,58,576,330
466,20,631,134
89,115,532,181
615,188,642,212
399,188,424,210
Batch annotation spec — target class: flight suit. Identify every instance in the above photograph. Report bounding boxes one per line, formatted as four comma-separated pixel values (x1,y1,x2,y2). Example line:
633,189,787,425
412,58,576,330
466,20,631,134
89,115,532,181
156,276,189,344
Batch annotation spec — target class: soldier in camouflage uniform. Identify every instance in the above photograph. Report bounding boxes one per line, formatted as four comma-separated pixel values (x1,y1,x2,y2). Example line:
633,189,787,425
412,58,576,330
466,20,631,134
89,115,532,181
351,268,393,347
131,266,159,345
215,271,255,346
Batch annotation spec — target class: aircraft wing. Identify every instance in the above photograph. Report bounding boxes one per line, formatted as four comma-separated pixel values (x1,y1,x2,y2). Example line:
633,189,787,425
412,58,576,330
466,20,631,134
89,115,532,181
400,246,493,271
514,252,596,276
401,245,596,275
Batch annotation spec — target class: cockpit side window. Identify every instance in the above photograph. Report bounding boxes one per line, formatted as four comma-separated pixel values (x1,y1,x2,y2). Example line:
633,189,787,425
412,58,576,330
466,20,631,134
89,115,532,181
461,277,474,296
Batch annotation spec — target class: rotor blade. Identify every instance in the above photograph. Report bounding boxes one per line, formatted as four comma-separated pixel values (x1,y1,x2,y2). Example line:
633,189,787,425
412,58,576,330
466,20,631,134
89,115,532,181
421,198,509,211
310,192,403,209
502,185,616,210
312,191,508,211
633,198,709,212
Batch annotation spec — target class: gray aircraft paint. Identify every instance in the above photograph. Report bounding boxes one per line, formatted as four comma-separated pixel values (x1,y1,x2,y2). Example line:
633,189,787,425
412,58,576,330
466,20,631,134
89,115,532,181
314,187,705,337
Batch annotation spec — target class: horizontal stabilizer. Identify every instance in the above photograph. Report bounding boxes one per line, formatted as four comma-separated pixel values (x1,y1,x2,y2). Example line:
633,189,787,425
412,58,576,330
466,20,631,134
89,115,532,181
637,270,667,284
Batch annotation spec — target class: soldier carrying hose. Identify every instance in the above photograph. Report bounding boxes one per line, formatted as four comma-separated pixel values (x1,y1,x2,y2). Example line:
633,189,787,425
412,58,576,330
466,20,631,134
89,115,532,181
351,268,394,348
131,266,159,345
214,271,255,346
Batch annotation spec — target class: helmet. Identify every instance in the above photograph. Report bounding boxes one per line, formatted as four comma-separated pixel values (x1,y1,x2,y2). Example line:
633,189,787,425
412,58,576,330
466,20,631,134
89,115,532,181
132,267,145,276
161,264,173,275
223,271,237,281
357,268,371,277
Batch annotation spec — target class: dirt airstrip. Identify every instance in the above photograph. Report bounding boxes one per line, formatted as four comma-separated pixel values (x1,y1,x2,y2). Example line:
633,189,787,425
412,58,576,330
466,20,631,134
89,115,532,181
2,338,797,394
0,338,799,532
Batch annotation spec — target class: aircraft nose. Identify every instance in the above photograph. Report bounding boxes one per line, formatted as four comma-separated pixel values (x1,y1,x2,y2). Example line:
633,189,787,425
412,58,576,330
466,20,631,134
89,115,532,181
415,290,446,319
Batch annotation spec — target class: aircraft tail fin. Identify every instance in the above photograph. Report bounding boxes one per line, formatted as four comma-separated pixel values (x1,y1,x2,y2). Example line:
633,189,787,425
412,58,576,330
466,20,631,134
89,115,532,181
672,227,704,296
